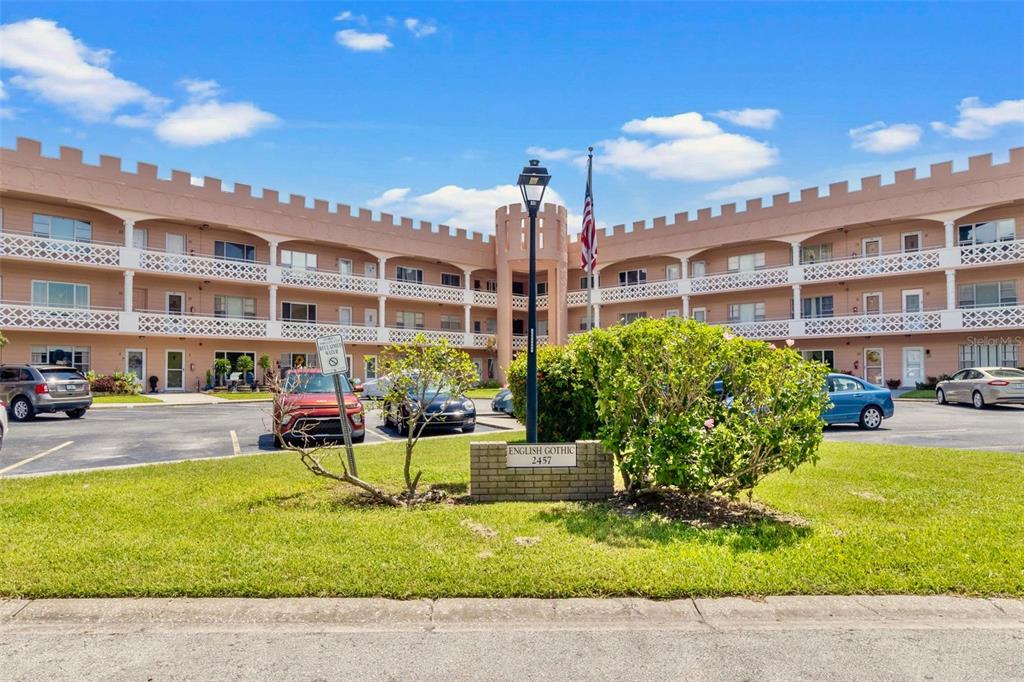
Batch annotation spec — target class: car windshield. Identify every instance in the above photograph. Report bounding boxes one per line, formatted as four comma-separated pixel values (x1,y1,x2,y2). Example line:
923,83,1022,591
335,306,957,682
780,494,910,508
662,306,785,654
40,368,85,381
989,369,1024,379
284,372,352,394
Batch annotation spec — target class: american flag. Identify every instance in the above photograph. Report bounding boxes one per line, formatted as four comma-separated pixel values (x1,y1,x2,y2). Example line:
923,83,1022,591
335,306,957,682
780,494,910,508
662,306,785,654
580,151,596,273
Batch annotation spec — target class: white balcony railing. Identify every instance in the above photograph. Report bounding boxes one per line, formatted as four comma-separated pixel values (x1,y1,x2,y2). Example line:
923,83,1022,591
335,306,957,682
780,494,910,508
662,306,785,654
280,320,382,344
600,279,683,303
0,303,121,332
512,295,529,311
960,304,1024,329
386,279,467,304
690,267,790,294
959,239,1024,266
472,290,498,307
386,327,467,345
137,312,268,338
0,232,122,267
138,251,268,282
280,268,382,295
803,311,943,336
803,249,941,282
723,319,793,340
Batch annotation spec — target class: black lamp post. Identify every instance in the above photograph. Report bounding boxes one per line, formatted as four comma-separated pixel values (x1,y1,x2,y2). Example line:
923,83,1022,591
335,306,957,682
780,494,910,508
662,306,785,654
517,159,551,444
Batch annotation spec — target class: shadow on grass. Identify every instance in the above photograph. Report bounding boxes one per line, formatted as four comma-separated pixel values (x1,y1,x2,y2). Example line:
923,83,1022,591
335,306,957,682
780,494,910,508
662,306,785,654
536,494,811,552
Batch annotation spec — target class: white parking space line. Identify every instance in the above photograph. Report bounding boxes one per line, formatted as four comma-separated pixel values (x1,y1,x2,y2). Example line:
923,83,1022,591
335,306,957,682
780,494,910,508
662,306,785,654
0,441,74,475
229,430,241,456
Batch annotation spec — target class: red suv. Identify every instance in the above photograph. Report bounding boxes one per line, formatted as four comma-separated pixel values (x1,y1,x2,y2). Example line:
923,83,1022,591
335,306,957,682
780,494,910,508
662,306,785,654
274,369,365,447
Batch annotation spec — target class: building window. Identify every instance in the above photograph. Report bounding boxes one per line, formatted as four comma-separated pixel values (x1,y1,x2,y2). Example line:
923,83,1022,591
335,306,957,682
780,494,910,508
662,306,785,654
395,266,423,283
281,302,316,322
619,312,647,324
486,280,497,292
957,219,1015,246
666,309,680,318
214,295,256,318
727,252,766,272
338,306,353,325
486,318,497,333
728,302,766,323
691,260,706,278
281,352,318,369
441,272,461,287
512,281,525,295
618,268,647,286
800,243,832,264
364,356,377,380
801,349,835,369
133,228,149,250
32,214,92,242
337,258,353,275
31,281,89,308
440,314,462,331
280,249,318,270
959,281,1017,309
215,240,256,262
691,308,707,322
395,311,424,329
536,281,548,295
31,345,91,372
579,275,598,289
802,295,834,318
959,343,1019,369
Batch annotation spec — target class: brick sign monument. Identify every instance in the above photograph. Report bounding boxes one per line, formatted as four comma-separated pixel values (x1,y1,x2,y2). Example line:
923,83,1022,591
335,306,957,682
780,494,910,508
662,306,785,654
469,441,614,502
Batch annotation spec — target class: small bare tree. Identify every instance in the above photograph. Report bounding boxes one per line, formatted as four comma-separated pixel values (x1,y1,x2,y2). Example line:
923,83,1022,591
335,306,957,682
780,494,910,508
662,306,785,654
268,369,402,507
377,334,479,498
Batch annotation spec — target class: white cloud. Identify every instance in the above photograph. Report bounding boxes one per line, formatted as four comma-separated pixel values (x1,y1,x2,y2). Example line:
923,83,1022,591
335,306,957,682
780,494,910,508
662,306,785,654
335,29,393,52
154,101,278,146
596,134,778,181
0,18,164,121
849,121,922,153
404,18,437,38
704,176,793,201
0,79,6,99
526,146,580,161
621,112,721,138
178,78,220,102
333,10,366,23
931,97,1024,140
713,108,781,130
367,187,411,207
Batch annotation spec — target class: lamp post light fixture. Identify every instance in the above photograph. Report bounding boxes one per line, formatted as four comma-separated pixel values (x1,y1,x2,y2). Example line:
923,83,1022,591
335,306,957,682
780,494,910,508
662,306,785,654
517,159,551,444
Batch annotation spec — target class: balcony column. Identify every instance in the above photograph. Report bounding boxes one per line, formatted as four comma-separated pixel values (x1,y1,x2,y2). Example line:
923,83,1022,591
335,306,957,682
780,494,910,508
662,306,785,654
682,295,690,319
269,284,278,321
123,220,135,248
123,271,134,311
377,296,386,343
464,304,473,346
945,269,956,310
792,284,802,320
593,303,601,328
267,240,279,266
791,241,801,266
944,220,955,249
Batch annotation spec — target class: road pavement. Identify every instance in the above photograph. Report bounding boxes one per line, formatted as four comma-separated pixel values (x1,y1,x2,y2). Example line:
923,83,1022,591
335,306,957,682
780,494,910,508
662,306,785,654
1,596,1022,680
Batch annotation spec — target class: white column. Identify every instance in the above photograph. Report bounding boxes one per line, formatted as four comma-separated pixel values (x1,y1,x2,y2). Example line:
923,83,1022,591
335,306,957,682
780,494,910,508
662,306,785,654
945,269,956,310
791,241,801,266
267,240,279,266
464,304,472,332
680,257,689,278
792,284,802,320
269,284,278,321
593,304,601,328
682,295,690,318
123,271,134,311
944,220,955,249
378,256,388,280
124,220,135,248
377,295,386,327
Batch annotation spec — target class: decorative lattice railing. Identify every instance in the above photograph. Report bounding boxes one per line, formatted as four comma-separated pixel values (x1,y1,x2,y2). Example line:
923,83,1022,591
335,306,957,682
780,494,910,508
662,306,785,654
959,239,1024,266
724,319,792,340
511,335,527,350
598,279,683,303
803,311,942,336
472,290,498,307
690,268,790,294
566,290,589,307
512,295,529,311
137,313,267,338
386,280,466,304
386,327,468,345
0,303,120,331
280,268,382,295
472,333,496,348
280,321,382,343
803,250,941,282
138,251,268,282
961,305,1024,329
0,232,122,267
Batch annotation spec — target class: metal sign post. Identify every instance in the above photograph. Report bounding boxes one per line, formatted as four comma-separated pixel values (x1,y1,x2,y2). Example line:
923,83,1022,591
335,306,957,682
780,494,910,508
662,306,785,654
316,334,358,478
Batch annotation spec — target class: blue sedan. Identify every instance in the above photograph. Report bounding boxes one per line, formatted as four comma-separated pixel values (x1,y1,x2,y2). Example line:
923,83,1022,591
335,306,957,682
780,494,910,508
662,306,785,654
823,373,894,429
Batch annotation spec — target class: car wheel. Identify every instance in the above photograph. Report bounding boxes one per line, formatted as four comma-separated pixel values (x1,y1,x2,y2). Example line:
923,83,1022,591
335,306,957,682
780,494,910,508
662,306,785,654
65,408,87,419
352,433,365,444
398,418,409,436
859,405,883,430
936,389,947,405
972,391,986,410
274,434,286,449
10,396,34,422
462,425,476,433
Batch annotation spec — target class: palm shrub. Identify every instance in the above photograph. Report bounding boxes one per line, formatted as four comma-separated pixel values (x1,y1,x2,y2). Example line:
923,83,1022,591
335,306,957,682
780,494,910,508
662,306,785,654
577,317,830,496
213,358,232,386
235,355,255,375
507,341,599,442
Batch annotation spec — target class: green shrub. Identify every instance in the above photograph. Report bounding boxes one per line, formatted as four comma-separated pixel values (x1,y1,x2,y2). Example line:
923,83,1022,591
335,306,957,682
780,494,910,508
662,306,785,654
235,355,255,374
507,341,599,443
577,317,830,496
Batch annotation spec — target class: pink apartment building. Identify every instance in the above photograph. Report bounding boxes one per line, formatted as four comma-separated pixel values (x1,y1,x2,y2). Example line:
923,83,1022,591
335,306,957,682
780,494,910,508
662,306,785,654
1,137,1022,392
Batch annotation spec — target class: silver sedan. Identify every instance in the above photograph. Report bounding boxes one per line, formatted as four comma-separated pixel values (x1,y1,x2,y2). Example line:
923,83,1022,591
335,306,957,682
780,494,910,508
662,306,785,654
936,367,1024,408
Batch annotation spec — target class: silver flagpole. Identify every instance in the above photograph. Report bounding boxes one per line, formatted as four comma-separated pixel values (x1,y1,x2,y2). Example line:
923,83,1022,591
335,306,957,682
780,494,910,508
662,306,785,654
585,147,594,331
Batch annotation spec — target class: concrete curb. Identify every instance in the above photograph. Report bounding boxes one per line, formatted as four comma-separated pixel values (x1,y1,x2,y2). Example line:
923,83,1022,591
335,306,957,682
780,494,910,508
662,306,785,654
92,398,271,409
1,596,1020,633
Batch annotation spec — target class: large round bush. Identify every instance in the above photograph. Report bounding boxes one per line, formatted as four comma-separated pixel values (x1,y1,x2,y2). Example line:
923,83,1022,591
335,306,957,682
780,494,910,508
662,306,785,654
507,341,599,443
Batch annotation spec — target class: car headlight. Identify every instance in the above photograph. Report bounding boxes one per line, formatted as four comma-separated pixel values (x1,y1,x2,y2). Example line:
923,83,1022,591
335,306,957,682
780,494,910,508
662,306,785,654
463,398,475,410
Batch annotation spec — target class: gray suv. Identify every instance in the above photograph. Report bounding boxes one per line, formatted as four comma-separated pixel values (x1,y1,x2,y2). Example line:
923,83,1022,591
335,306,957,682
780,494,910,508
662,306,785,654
0,364,93,422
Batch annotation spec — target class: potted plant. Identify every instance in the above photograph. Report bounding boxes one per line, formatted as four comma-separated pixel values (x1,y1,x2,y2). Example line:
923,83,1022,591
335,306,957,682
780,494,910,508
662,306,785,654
235,355,255,391
204,369,213,391
148,375,159,393
258,354,272,386
885,378,902,390
213,358,232,389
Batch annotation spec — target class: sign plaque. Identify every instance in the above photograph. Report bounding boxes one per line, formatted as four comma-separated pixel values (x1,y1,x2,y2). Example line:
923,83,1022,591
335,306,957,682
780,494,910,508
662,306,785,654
316,334,348,375
507,443,577,468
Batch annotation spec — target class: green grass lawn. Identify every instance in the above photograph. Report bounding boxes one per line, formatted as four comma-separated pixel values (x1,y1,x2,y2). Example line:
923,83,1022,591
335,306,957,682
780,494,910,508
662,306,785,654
214,391,274,400
899,389,936,399
91,394,161,404
465,387,501,399
1,436,1021,599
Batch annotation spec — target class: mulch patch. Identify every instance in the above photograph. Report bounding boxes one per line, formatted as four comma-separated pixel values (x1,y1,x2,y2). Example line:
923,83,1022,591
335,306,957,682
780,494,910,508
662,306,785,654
609,490,810,529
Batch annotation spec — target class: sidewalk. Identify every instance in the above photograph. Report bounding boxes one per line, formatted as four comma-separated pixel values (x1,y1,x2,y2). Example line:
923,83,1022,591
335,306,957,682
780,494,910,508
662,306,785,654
92,393,270,408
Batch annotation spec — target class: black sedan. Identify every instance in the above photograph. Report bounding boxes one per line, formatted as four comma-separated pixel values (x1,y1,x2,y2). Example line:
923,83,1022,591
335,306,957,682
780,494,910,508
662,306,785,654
383,386,477,435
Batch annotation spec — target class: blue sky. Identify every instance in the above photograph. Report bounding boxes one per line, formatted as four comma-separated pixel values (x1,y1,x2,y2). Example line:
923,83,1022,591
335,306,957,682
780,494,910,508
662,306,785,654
1,2,1022,234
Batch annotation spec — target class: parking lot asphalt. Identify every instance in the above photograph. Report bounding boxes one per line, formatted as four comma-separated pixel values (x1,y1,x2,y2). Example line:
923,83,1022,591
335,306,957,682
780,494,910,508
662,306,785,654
0,399,517,477
0,399,1020,478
